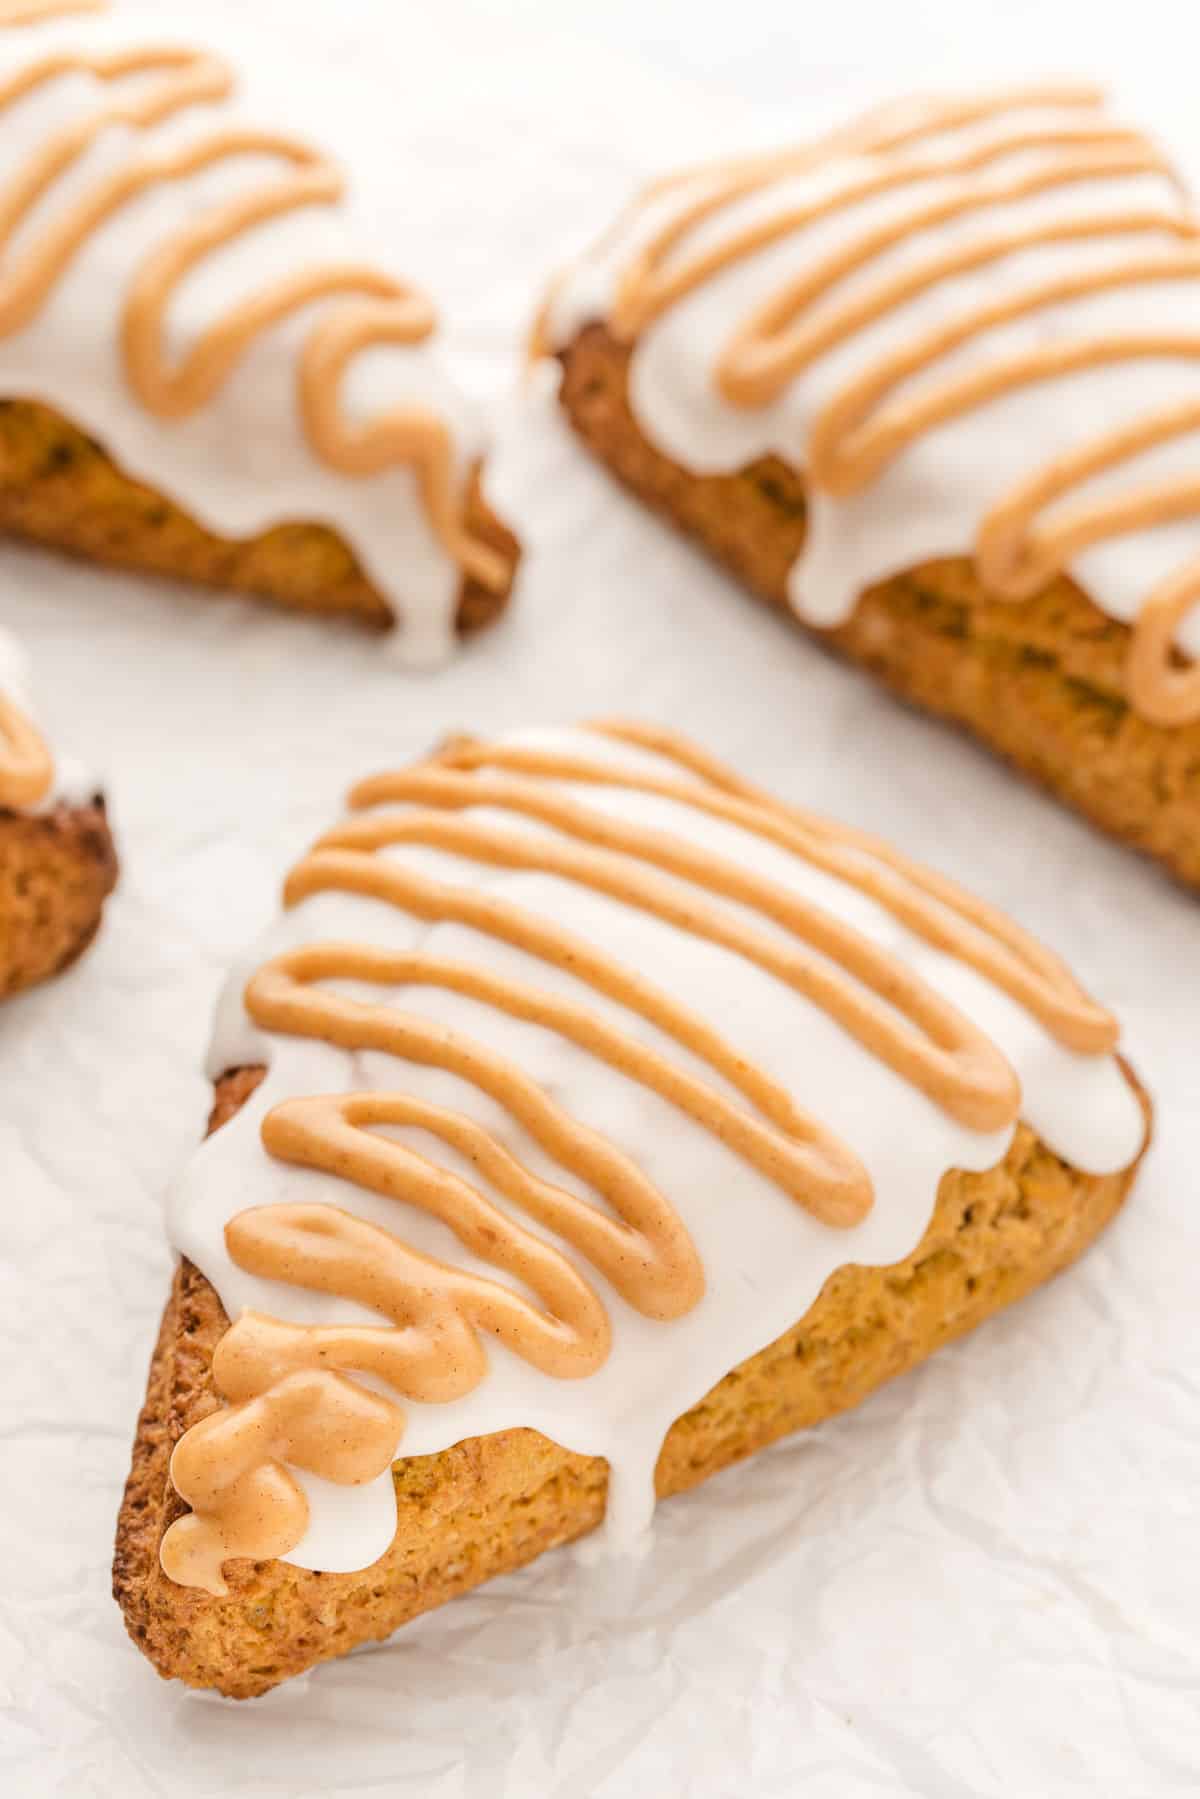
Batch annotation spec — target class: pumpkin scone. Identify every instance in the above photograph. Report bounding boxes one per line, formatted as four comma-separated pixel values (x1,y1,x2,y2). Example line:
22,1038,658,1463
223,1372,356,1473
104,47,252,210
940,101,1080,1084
114,722,1148,1698
0,2,518,662
537,86,1200,883
0,625,116,997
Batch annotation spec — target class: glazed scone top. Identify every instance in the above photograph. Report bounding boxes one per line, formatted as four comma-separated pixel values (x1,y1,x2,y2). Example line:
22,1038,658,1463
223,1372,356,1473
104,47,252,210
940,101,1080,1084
0,1,507,663
162,722,1145,1594
543,86,1200,723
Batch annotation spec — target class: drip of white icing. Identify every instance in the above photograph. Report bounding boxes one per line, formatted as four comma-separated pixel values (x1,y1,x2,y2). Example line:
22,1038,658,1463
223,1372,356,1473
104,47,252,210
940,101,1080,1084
546,94,1200,661
0,622,94,809
167,726,1145,1573
0,9,489,666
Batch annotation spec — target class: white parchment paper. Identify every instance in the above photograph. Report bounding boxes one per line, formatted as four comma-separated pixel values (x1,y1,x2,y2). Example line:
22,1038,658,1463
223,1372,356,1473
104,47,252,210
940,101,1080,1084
1,3,1197,1793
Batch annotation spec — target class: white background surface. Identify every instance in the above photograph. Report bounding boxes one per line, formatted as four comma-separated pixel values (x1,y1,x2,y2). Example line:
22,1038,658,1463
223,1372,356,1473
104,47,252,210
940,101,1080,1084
2,2,1198,1794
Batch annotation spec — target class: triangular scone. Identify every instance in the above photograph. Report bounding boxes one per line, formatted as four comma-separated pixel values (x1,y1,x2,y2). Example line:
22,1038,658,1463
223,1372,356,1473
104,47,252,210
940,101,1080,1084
0,5,517,662
0,626,116,996
537,86,1200,884
114,722,1148,1697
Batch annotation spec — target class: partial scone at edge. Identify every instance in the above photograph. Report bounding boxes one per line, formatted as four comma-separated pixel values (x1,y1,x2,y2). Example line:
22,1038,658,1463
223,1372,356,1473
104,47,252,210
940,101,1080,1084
0,398,519,639
113,1060,1149,1700
558,323,1200,890
0,798,118,998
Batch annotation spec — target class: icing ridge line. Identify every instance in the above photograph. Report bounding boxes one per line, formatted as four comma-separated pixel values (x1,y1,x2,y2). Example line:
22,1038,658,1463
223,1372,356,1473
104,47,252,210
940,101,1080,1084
423,725,1118,1056
548,87,1200,724
161,722,1124,1594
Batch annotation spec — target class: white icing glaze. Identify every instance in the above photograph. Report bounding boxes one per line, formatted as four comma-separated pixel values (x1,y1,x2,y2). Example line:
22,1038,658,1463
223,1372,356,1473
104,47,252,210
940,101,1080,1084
0,8,490,666
0,622,94,808
167,725,1144,1575
546,92,1200,661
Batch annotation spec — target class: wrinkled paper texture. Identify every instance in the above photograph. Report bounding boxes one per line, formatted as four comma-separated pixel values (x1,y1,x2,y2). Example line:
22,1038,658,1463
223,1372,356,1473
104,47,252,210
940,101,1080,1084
1,3,1197,1793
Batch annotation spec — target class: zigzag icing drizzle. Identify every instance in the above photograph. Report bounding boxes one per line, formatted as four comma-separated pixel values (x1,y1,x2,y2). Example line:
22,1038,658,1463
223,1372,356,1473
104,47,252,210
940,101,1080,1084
544,86,1200,723
163,723,1144,1592
0,2,504,661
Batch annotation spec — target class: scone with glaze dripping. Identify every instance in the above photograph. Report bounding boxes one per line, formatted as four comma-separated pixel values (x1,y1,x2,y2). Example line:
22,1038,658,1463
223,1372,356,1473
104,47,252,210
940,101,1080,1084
537,85,1200,882
114,721,1148,1697
0,1,517,663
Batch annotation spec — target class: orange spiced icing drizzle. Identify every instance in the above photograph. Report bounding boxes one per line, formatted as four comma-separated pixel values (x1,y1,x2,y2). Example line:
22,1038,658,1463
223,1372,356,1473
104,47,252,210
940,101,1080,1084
161,722,1119,1595
0,20,507,593
0,2,103,22
0,687,52,807
556,86,1200,725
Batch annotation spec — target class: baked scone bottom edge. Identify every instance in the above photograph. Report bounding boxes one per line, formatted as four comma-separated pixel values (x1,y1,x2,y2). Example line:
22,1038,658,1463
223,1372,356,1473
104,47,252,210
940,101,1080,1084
0,798,117,998
113,1060,1149,1699
0,398,519,642
557,323,1200,892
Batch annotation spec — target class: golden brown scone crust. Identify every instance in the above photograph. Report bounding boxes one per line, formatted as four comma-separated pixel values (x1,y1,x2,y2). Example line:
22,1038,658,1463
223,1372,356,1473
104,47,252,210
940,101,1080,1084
0,397,519,639
559,323,1200,889
0,797,117,998
113,1059,1149,1699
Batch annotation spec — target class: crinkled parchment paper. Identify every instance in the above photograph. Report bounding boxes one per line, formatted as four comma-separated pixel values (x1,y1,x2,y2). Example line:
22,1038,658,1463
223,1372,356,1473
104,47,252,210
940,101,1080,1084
1,3,1197,1793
